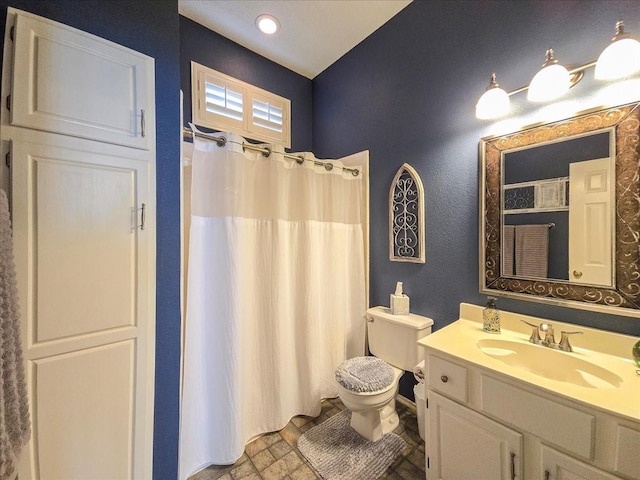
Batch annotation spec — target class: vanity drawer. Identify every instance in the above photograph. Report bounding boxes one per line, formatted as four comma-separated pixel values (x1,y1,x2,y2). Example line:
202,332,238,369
427,355,468,403
481,375,595,460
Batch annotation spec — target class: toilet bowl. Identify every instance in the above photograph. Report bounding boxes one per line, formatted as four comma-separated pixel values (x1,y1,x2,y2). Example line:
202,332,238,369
335,306,433,442
336,364,403,441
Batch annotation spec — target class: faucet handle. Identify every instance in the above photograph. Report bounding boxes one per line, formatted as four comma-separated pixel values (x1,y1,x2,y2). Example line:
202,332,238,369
559,331,583,352
520,319,541,344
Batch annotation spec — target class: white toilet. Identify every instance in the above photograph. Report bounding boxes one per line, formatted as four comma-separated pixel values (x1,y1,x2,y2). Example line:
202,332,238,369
335,306,433,442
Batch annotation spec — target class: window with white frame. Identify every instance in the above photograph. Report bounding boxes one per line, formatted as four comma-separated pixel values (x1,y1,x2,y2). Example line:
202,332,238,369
191,62,291,147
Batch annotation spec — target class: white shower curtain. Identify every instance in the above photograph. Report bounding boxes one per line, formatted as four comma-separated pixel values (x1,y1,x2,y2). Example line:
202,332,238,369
179,131,366,479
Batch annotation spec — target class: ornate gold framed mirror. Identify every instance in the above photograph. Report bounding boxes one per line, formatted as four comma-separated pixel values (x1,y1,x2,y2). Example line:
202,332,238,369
480,101,640,317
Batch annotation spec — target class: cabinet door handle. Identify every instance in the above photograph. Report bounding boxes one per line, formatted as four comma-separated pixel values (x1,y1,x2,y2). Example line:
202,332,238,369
544,470,550,480
140,203,146,230
572,269,582,279
141,109,146,137
510,452,516,480
440,375,448,383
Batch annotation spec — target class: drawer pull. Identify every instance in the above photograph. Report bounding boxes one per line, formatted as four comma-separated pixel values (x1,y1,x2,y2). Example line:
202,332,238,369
440,375,449,383
510,452,515,480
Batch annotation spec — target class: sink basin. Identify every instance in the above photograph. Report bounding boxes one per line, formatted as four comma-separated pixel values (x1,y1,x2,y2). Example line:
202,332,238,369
477,338,624,389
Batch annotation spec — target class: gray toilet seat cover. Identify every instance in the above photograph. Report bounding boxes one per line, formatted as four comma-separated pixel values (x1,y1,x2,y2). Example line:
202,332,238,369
335,356,395,393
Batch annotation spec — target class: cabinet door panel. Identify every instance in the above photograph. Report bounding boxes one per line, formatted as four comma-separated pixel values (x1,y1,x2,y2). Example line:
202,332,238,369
541,446,620,480
11,12,153,149
429,391,523,480
614,425,640,479
34,342,134,479
34,158,137,342
12,139,153,480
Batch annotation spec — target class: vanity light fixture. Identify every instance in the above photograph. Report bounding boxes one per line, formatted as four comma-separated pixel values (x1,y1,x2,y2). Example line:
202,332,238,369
475,19,640,119
527,49,571,102
475,73,510,119
595,20,640,80
256,14,279,35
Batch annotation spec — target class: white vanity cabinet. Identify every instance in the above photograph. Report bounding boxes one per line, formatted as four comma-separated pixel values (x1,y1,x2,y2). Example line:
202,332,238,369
418,303,640,480
425,352,636,480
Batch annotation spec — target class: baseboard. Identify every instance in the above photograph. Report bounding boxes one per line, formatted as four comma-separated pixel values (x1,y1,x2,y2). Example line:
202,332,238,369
397,394,416,411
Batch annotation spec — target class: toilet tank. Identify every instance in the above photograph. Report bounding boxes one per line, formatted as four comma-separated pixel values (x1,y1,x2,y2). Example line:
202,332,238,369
367,306,433,371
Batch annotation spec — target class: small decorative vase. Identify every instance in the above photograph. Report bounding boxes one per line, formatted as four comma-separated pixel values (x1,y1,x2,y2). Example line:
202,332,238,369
633,340,640,369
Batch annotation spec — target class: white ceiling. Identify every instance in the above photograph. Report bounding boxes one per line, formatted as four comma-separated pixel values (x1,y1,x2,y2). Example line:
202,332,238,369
178,0,412,79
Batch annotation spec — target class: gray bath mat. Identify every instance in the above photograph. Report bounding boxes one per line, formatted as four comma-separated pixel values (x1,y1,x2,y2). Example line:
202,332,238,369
297,410,406,480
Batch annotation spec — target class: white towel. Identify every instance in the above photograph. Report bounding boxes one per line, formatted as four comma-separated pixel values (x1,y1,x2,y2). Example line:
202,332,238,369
413,360,425,384
515,224,549,278
0,190,30,480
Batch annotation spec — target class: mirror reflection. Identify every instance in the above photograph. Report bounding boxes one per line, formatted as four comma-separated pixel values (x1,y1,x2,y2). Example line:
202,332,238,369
480,101,640,317
501,131,614,286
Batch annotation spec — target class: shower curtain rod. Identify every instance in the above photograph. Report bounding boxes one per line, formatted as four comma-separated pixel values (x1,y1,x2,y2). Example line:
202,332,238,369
182,127,360,177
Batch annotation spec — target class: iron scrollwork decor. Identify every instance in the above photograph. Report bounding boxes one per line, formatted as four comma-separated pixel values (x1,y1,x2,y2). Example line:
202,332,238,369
389,163,425,263
480,101,640,317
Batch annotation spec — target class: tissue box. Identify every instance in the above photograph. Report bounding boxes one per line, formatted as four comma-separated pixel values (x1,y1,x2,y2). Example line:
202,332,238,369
390,294,410,315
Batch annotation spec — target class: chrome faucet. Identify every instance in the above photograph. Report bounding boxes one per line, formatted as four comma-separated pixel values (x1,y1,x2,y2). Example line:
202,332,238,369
521,319,542,344
558,331,583,352
520,320,583,352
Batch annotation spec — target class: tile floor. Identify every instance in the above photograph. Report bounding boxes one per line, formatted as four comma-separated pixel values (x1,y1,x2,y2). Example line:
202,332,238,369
189,397,426,480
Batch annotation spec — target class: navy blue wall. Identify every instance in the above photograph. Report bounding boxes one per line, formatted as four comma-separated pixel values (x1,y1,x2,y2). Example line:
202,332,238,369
313,0,640,346
180,15,313,152
504,132,610,183
0,1,182,479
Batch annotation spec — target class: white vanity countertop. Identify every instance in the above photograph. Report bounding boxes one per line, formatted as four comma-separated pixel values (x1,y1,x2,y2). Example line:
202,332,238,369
418,303,640,422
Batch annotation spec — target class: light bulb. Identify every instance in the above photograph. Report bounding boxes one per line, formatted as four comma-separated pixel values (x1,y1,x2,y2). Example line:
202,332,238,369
528,49,570,102
595,20,640,80
475,73,510,119
256,14,279,35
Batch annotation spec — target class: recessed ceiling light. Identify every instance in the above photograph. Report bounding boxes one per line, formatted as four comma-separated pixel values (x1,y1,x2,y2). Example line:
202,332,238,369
256,14,279,35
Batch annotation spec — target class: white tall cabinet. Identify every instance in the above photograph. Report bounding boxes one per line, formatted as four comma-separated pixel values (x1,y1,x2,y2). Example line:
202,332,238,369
2,9,156,480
